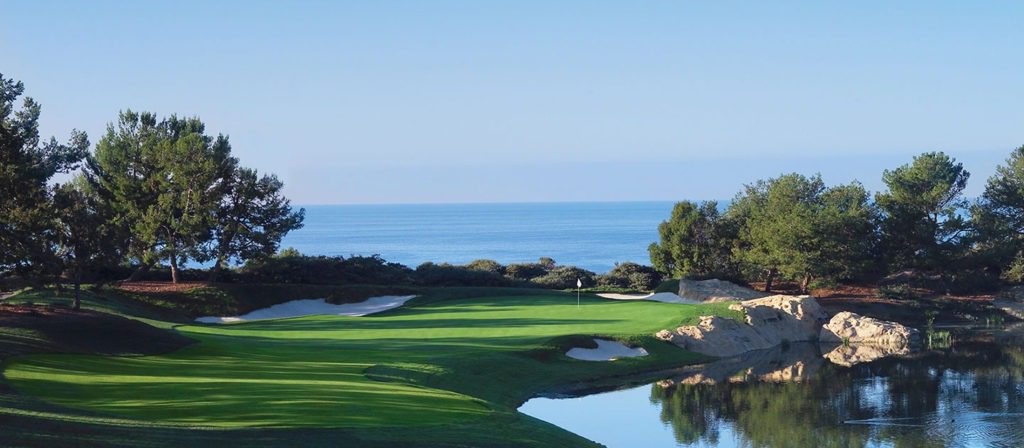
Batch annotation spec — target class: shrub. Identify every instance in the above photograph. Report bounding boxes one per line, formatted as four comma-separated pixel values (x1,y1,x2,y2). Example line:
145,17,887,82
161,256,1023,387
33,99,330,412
413,262,514,287
465,259,505,275
532,266,596,289
239,252,412,285
504,263,548,281
877,284,917,300
597,262,662,291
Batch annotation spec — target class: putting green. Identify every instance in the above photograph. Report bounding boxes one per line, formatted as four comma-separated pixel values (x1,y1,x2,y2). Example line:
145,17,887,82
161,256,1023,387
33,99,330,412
3,294,733,429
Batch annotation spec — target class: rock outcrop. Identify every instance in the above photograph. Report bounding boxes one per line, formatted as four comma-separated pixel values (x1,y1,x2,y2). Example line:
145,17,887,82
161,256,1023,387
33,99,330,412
819,311,920,349
678,279,767,303
658,295,828,357
659,295,918,361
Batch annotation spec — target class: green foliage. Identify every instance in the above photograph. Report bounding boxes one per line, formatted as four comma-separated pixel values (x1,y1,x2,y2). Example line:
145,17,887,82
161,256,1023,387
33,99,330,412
648,201,736,279
240,252,413,285
207,167,305,280
877,284,917,300
532,265,597,289
973,145,1024,282
464,259,505,275
413,261,514,287
84,111,302,283
876,151,970,272
732,173,878,291
50,180,121,307
597,262,662,291
0,73,89,278
504,262,549,280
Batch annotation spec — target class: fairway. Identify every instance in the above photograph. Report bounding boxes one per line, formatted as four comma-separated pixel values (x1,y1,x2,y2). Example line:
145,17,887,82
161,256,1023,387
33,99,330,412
3,293,733,432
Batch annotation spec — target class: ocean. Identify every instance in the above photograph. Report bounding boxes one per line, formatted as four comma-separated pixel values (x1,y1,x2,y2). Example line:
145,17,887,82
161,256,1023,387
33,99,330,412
280,202,676,273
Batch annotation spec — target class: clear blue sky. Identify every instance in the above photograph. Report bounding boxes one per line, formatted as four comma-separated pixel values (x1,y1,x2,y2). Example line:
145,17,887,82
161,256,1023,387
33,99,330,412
3,1,1022,204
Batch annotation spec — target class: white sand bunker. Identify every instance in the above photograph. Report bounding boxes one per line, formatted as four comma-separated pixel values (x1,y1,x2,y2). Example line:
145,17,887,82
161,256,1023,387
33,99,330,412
566,338,649,361
596,292,700,304
195,295,417,323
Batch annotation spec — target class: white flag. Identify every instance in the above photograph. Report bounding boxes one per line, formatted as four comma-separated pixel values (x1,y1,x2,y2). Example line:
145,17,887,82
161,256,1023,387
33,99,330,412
576,278,582,288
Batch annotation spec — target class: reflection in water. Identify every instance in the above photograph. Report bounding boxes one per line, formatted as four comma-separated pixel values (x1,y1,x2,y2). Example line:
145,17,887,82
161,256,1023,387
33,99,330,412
520,326,1024,448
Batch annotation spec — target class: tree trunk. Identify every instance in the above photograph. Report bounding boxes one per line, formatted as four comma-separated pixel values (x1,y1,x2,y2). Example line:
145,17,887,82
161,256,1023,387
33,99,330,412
73,270,82,311
764,268,777,293
169,235,179,284
207,256,225,283
170,254,179,284
127,261,153,282
208,228,235,283
800,274,812,294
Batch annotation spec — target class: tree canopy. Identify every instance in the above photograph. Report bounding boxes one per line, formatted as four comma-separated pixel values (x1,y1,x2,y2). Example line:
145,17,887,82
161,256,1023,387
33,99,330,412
648,201,734,280
875,152,969,273
0,73,89,278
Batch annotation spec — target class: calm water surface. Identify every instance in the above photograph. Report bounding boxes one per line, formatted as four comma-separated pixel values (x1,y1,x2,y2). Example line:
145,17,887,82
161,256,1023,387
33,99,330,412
281,202,675,272
520,325,1024,448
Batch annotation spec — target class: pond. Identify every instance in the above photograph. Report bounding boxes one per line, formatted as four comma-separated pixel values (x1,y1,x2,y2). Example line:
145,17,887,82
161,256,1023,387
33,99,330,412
520,324,1024,448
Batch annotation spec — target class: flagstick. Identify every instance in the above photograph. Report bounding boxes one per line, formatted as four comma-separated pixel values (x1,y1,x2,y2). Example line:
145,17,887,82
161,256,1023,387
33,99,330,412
576,278,581,308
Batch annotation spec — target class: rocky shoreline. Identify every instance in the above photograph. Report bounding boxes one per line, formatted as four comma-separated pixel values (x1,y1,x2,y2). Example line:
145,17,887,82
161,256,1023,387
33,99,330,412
658,289,920,360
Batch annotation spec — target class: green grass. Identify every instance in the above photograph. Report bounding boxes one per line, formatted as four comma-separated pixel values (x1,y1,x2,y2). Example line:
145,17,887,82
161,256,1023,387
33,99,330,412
1,287,736,446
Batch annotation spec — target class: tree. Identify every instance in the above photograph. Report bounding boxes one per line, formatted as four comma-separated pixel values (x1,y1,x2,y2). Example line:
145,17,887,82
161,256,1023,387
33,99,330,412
141,117,233,283
734,174,822,292
88,113,233,283
733,174,877,293
972,145,1024,281
85,111,163,280
51,179,119,309
0,73,89,279
206,167,305,281
814,182,880,282
876,152,970,273
648,201,735,279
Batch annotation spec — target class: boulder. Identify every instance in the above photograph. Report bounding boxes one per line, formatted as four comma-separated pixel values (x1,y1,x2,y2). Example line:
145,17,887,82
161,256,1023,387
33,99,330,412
819,311,920,349
678,278,767,303
661,295,829,357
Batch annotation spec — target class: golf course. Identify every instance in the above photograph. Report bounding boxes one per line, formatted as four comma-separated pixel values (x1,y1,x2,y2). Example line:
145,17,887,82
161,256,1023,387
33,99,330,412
0,285,736,447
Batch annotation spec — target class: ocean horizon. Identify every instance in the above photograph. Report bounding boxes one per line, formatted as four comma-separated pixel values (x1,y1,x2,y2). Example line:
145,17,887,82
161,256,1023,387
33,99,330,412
279,201,683,273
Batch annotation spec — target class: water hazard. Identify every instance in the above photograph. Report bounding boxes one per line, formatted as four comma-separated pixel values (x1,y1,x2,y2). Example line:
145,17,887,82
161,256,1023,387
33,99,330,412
520,324,1024,447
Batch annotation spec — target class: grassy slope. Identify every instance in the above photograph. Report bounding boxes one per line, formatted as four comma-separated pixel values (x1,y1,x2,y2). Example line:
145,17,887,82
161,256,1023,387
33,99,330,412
1,286,737,447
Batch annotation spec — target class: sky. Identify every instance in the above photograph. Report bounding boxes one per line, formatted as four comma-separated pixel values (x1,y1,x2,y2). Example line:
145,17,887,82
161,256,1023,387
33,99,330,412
3,1,1023,204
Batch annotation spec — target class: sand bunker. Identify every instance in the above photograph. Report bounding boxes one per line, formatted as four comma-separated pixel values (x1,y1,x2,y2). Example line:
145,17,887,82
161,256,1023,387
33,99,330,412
195,295,417,323
566,338,649,361
596,292,700,304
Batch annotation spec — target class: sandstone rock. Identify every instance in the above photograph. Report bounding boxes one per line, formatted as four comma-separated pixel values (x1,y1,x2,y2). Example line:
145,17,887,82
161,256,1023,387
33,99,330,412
678,278,767,303
672,315,774,357
819,311,919,349
655,329,675,341
662,295,828,357
732,295,829,343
